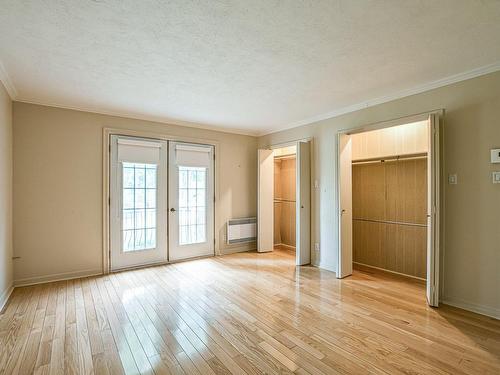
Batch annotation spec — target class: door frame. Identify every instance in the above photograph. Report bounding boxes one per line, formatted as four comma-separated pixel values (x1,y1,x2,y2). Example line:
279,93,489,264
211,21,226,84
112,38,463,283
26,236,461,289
335,110,444,303
259,137,314,265
102,127,220,274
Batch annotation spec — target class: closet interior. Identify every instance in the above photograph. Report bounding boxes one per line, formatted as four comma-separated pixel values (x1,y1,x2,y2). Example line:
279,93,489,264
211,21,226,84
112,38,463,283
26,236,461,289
273,145,297,252
351,121,429,280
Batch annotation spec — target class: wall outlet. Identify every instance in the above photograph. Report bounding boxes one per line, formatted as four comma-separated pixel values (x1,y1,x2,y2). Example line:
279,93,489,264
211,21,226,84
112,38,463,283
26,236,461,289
448,174,458,185
314,243,320,252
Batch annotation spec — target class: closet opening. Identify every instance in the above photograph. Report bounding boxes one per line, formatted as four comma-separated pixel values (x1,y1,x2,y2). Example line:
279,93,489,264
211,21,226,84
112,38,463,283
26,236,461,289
273,146,297,255
257,140,311,266
338,113,441,307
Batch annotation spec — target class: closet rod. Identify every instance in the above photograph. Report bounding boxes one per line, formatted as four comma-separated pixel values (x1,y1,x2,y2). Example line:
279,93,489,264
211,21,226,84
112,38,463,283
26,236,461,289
274,199,296,203
353,217,427,228
274,154,296,160
352,152,427,165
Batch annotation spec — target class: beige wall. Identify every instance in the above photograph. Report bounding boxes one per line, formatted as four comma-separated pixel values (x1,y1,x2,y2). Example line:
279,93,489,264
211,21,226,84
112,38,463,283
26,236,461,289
259,71,500,318
13,103,257,285
0,82,13,308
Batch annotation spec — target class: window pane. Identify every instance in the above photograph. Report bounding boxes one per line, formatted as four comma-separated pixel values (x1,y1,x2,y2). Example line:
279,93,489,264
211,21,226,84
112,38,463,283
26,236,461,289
146,209,156,228
123,168,135,188
179,208,188,226
135,167,146,188
196,225,206,242
123,210,134,230
123,230,134,252
196,208,205,225
145,229,156,248
196,189,205,207
146,168,156,188
135,189,145,209
179,169,188,188
123,189,134,209
188,170,197,188
135,229,145,249
146,189,156,208
188,189,196,207
196,170,205,188
135,209,145,228
180,226,188,245
179,189,187,208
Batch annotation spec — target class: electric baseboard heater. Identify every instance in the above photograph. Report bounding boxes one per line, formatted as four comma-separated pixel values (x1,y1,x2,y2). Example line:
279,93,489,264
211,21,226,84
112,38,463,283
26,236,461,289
227,217,257,244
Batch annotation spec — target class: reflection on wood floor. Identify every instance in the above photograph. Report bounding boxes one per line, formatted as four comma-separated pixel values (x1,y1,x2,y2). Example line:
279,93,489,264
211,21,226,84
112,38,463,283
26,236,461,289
1,249,499,374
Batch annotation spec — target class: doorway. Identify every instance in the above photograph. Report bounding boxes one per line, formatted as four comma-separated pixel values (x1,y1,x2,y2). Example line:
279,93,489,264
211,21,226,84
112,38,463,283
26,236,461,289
257,140,311,265
337,113,441,307
109,135,215,271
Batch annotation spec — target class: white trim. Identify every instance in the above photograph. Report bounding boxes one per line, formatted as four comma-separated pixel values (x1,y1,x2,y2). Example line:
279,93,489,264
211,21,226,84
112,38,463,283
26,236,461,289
16,98,259,137
0,60,17,99
261,62,500,136
442,296,500,320
0,284,14,312
14,268,103,287
353,262,426,282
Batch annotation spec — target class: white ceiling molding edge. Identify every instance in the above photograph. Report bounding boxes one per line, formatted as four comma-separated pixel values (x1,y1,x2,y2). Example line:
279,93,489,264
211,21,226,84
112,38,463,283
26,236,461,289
0,60,17,100
14,98,259,137
260,61,500,136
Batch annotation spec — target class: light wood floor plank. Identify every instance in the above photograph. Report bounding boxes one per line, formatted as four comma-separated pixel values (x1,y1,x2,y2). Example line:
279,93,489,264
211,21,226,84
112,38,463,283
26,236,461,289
1,250,499,375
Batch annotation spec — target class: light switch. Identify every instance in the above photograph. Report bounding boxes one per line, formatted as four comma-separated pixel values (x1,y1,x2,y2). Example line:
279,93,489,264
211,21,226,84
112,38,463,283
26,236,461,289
491,149,500,163
492,171,500,184
448,174,458,185
314,180,319,188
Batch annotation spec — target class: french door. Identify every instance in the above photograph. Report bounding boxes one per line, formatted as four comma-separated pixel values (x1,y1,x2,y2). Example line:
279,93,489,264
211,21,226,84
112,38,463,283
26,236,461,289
110,137,215,269
110,136,167,270
168,142,215,261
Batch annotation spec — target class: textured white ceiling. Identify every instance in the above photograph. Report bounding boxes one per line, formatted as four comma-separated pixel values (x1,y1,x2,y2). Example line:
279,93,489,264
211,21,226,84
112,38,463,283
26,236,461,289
1,1,500,135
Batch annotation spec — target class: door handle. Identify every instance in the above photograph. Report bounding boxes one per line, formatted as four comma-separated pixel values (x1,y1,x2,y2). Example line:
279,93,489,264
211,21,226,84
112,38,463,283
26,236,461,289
341,209,346,214
170,208,176,212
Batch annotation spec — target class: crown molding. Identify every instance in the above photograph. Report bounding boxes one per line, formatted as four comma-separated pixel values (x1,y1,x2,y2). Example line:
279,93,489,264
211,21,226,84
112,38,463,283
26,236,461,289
259,61,500,136
15,98,260,137
0,60,17,100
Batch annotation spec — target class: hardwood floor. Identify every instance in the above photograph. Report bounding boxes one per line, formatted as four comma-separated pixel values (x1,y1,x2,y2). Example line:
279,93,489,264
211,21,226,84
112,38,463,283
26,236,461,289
1,250,499,375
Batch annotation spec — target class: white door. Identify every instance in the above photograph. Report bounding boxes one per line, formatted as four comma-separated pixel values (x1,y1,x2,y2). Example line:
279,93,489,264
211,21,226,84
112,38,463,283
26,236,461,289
337,134,353,278
426,114,440,307
168,142,214,261
296,141,311,265
257,149,274,252
110,136,167,270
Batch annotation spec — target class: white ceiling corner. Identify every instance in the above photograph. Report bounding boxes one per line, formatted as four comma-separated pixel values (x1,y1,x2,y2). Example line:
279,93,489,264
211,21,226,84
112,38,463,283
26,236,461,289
262,61,500,136
1,1,500,135
0,59,17,100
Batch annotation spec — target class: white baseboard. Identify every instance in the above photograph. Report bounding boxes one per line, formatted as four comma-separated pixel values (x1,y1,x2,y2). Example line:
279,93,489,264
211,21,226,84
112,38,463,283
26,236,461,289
14,268,103,287
220,244,257,255
0,284,14,313
441,296,500,320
